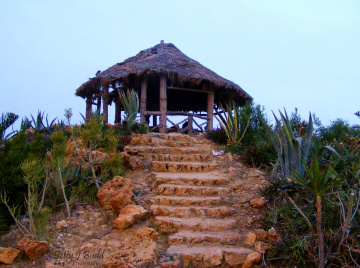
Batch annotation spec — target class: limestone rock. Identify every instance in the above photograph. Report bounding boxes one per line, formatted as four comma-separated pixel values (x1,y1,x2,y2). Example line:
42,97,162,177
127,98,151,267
250,197,267,208
243,232,256,248
254,241,271,253
136,228,158,241
267,227,280,241
242,252,261,268
55,219,68,230
254,229,267,241
103,259,134,268
0,247,20,264
97,176,135,212
114,205,148,230
17,237,49,260
160,260,180,268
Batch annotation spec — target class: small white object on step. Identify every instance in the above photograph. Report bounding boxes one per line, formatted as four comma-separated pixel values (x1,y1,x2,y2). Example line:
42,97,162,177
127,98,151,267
212,150,224,156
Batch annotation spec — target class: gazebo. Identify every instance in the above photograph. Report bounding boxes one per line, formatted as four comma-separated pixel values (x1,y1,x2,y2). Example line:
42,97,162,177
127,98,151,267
75,41,252,133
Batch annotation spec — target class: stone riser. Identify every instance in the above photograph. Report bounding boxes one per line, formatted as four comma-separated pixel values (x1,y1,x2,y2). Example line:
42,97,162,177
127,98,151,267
151,162,216,172
150,205,233,219
141,153,209,162
154,217,236,233
150,196,222,207
169,231,243,246
125,146,203,155
167,245,256,268
157,184,230,197
131,137,192,147
154,174,229,187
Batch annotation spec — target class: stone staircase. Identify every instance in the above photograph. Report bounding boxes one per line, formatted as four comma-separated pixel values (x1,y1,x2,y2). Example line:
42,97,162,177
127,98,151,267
124,133,261,267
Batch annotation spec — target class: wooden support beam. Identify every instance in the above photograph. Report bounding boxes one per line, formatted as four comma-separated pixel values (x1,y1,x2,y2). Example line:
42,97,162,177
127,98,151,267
207,87,214,131
188,115,193,134
115,97,121,124
167,86,209,94
86,96,92,121
102,84,109,123
159,75,167,133
96,96,101,114
140,78,147,124
152,115,157,127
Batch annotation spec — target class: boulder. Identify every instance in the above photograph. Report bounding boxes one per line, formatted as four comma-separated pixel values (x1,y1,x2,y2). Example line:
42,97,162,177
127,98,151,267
242,252,261,268
114,205,148,230
267,228,280,241
254,229,267,241
55,219,68,230
136,228,158,241
254,241,271,253
243,232,256,248
97,176,135,212
250,197,267,208
17,237,49,260
0,247,20,264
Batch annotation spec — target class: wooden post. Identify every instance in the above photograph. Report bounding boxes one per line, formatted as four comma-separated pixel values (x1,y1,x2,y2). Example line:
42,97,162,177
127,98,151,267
152,115,157,127
102,84,109,124
115,97,121,124
140,77,147,124
207,87,214,131
86,95,92,121
159,75,167,133
227,94,232,109
188,115,193,134
96,95,101,114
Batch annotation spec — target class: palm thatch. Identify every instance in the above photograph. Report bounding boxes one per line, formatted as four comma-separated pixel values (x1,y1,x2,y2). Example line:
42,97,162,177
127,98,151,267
75,41,252,112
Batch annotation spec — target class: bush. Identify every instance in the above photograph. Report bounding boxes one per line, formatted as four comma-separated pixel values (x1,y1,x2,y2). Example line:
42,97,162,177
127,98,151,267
206,128,227,145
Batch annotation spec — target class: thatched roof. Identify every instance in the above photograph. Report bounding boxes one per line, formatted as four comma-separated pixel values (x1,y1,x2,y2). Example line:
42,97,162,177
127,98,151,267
75,41,252,110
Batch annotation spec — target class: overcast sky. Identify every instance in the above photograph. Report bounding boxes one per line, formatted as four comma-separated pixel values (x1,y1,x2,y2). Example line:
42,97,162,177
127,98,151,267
1,0,359,132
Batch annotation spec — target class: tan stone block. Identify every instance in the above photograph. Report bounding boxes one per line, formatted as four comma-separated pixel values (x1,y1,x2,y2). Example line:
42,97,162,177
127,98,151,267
242,252,261,268
243,232,256,248
0,247,20,264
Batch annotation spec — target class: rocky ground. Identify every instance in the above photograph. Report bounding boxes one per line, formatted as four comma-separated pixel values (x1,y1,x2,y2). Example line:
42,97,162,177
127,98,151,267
0,133,275,268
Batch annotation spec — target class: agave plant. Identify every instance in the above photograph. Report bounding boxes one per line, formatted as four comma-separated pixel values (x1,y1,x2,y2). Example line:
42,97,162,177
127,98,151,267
118,89,139,130
215,101,251,146
0,112,19,142
263,110,313,178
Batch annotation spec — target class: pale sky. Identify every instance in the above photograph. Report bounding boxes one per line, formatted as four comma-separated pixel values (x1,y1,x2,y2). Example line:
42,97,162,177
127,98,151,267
1,0,359,132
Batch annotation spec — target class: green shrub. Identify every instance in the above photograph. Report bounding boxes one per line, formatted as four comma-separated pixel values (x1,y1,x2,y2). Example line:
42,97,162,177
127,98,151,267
206,128,227,145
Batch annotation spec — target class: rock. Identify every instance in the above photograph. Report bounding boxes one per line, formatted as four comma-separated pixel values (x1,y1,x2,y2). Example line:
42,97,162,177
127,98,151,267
254,229,267,241
243,232,256,248
17,237,49,260
224,251,246,266
254,241,271,253
203,249,222,267
242,252,261,268
97,176,135,212
267,228,280,241
120,152,131,166
103,259,134,268
160,260,181,268
129,156,144,170
114,205,148,230
0,247,20,264
55,219,68,230
136,228,158,241
250,197,267,208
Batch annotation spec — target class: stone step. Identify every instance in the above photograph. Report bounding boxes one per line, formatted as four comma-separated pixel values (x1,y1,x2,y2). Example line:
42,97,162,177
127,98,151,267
131,133,212,144
140,153,209,162
124,146,203,155
154,172,229,186
154,216,237,233
169,230,244,245
150,205,234,219
167,245,257,267
150,196,222,207
157,184,231,197
151,161,217,172
131,136,192,147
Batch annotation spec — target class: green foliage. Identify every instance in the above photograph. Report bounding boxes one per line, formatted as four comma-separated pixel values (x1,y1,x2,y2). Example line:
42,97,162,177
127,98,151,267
0,112,18,142
264,110,313,178
118,89,139,130
206,128,228,145
215,100,251,146
101,153,124,180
